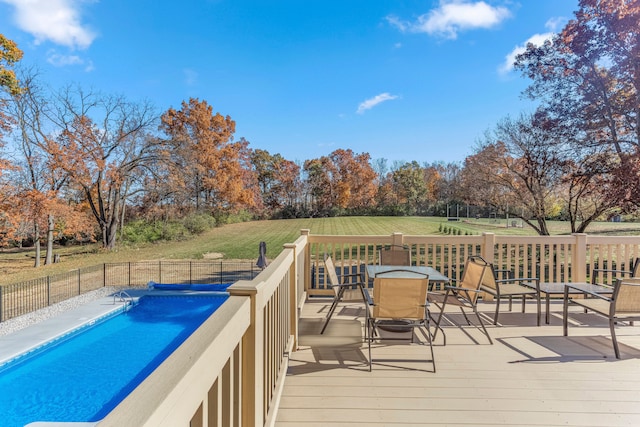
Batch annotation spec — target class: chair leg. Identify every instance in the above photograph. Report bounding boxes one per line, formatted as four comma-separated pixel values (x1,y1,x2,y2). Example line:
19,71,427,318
472,305,493,344
367,318,373,371
431,294,449,342
459,306,472,325
562,296,569,336
493,297,500,325
424,313,436,373
610,317,621,359
320,288,344,334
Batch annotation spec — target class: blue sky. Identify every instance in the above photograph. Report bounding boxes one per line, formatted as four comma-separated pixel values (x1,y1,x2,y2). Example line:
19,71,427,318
0,0,579,165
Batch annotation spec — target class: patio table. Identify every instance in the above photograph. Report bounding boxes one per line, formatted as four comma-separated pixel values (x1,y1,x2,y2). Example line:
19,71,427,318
524,282,613,324
365,265,450,290
365,265,450,332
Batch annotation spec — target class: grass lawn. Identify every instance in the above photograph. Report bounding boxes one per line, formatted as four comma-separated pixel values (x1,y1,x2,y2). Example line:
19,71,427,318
1,216,638,284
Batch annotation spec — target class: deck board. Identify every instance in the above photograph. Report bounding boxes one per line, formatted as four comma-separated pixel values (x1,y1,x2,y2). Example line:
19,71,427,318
275,299,640,426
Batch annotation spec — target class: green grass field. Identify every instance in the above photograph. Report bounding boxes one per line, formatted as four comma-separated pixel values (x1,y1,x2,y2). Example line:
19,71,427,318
1,216,638,284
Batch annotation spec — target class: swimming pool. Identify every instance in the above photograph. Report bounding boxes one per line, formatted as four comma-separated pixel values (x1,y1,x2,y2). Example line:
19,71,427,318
0,293,227,427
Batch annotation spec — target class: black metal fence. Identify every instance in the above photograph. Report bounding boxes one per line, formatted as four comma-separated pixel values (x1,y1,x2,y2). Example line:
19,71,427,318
0,260,259,322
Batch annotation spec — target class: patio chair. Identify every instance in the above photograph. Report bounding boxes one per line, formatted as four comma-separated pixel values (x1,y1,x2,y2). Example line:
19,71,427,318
479,258,541,326
379,245,411,266
591,258,640,286
367,274,435,372
429,255,493,344
563,278,640,358
320,254,370,334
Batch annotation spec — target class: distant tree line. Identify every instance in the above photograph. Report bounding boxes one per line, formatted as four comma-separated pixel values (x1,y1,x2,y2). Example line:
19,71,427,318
0,1,638,265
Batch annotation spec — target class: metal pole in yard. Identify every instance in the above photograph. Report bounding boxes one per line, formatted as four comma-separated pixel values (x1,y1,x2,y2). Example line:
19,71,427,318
47,276,51,306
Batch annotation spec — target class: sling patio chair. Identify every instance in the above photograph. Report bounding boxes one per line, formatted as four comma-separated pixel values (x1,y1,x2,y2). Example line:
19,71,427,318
320,254,370,334
429,255,493,345
478,257,542,326
591,258,640,286
367,273,435,372
563,277,640,359
378,245,412,266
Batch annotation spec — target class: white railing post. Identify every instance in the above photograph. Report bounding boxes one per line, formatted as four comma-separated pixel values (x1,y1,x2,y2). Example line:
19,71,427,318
482,232,496,263
573,233,587,282
283,243,299,350
391,232,404,247
228,281,263,427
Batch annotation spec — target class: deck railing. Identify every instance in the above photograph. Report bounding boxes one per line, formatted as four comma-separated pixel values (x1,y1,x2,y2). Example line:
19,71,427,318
306,232,640,294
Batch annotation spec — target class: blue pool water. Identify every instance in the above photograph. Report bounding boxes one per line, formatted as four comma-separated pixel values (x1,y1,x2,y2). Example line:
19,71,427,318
0,293,227,427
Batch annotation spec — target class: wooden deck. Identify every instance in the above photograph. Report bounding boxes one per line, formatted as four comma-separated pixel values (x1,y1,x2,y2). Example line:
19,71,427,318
275,299,640,426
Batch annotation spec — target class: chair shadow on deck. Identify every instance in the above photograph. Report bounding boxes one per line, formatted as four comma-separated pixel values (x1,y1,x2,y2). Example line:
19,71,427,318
290,318,369,373
497,334,640,363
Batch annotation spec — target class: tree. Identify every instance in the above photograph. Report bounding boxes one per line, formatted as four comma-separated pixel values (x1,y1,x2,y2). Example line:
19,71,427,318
250,149,301,216
460,115,568,235
160,98,259,218
46,87,161,249
390,161,429,215
303,149,377,215
0,34,23,247
514,0,640,207
7,70,94,264
0,34,22,96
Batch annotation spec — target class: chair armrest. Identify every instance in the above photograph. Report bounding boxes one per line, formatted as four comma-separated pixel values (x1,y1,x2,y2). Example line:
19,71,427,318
494,268,514,279
443,285,482,293
338,272,366,283
565,284,612,302
362,288,373,305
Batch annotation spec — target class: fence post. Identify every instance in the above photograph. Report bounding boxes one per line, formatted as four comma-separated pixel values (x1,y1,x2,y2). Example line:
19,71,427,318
227,281,262,427
284,243,299,350
189,261,193,285
391,232,404,247
481,232,496,263
47,276,51,306
128,262,132,287
103,263,107,287
572,233,587,282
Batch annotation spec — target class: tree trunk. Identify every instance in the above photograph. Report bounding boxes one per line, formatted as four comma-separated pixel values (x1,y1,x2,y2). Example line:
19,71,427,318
33,221,40,268
45,214,54,265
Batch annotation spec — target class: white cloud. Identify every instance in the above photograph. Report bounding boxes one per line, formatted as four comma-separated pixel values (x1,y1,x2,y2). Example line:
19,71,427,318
183,68,198,86
0,0,96,49
356,93,399,114
46,49,94,71
387,0,511,40
498,32,553,74
497,18,568,75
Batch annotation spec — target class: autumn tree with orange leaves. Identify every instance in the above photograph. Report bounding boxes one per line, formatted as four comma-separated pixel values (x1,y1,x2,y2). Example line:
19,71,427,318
160,98,259,219
250,149,301,217
6,71,94,264
515,0,640,210
46,88,161,250
303,149,377,215
0,34,23,246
